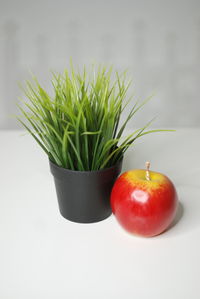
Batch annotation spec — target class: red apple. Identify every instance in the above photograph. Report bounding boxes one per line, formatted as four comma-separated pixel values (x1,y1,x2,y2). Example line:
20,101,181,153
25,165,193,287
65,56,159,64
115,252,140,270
110,162,178,237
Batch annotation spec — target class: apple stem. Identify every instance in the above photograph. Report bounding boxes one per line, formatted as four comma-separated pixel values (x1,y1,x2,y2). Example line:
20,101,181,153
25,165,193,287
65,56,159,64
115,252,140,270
145,161,151,181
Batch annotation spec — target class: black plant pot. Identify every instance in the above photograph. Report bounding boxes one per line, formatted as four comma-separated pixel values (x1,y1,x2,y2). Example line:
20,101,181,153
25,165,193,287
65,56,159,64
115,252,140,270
49,159,123,223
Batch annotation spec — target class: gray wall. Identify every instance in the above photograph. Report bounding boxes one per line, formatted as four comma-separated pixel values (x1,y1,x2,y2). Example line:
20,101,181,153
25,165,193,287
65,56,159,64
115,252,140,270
0,0,199,129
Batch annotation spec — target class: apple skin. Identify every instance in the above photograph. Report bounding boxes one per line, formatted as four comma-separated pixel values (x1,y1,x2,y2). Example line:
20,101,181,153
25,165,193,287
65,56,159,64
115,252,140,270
110,169,178,237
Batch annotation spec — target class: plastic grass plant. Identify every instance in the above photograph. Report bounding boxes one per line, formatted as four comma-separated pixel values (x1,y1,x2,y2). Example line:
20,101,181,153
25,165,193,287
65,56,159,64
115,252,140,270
17,64,172,171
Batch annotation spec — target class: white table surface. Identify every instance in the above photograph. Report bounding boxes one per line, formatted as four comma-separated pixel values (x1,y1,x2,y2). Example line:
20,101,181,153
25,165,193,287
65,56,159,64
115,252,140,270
0,128,200,299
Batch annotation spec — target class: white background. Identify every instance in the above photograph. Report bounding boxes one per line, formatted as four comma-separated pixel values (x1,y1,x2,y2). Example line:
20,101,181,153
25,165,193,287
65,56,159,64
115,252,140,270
0,0,200,128
0,129,200,298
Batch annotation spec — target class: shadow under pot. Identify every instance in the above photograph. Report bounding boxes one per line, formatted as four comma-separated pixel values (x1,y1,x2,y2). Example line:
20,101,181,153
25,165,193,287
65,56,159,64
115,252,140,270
49,158,123,223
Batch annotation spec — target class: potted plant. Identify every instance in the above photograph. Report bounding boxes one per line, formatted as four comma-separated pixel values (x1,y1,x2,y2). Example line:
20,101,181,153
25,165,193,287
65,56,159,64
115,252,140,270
17,64,171,223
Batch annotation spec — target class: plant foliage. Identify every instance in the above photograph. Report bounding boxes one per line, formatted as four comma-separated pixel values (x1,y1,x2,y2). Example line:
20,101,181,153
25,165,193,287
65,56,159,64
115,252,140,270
17,64,172,170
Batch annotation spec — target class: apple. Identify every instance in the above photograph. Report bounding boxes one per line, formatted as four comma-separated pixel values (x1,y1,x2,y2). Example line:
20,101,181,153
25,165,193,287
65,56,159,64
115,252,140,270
110,162,178,237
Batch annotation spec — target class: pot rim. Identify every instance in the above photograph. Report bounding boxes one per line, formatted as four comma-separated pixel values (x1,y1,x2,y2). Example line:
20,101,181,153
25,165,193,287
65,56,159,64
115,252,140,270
49,157,123,175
